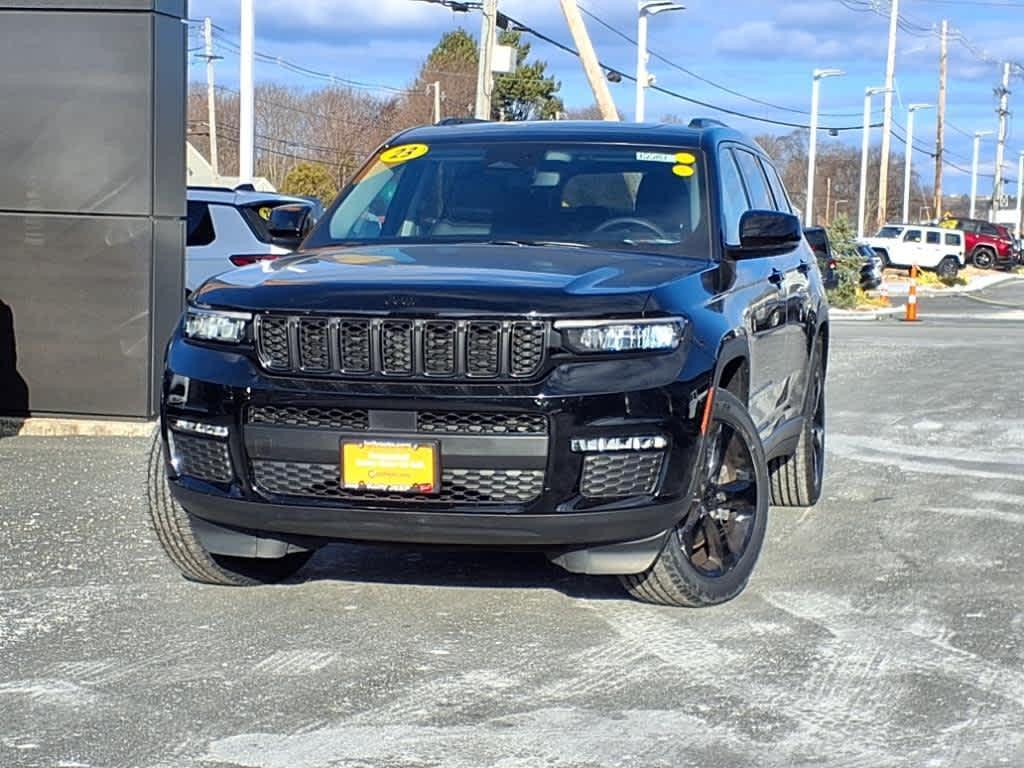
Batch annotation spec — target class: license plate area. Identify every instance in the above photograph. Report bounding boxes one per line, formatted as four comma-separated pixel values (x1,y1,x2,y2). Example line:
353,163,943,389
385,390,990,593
341,440,440,495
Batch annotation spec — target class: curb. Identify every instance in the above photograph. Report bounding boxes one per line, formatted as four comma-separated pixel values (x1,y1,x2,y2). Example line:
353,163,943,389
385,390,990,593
829,306,905,321
918,272,1023,296
0,417,157,438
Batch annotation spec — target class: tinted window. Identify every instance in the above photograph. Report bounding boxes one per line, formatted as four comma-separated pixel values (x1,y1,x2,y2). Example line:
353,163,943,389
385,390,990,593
876,226,903,238
308,143,713,259
945,233,961,246
926,231,941,244
719,149,749,245
760,158,792,213
980,222,999,236
186,201,215,247
904,230,922,243
239,200,313,244
733,149,774,210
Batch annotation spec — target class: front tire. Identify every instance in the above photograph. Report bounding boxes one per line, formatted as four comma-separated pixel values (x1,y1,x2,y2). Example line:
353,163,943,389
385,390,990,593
146,431,314,586
770,336,826,507
621,389,769,608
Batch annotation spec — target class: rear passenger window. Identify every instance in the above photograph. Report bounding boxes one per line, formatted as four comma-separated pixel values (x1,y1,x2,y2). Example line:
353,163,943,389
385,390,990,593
945,233,961,246
186,201,215,247
733,150,774,211
719,150,749,245
926,231,941,245
761,159,792,213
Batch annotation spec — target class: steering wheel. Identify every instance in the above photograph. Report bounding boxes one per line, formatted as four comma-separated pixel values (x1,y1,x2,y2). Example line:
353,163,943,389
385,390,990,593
592,217,668,240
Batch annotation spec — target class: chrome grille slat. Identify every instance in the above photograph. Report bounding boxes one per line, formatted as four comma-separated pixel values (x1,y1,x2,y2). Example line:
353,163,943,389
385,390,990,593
254,315,547,381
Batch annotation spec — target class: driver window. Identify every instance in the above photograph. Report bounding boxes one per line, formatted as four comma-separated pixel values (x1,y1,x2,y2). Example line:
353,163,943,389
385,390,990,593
904,230,922,243
719,149,750,245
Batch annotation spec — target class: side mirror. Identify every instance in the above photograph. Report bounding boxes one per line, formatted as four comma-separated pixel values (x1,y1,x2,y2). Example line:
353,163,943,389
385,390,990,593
267,204,312,242
732,210,803,258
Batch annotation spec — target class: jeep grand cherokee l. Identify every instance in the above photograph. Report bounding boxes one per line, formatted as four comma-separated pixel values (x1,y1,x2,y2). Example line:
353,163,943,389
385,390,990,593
149,120,829,607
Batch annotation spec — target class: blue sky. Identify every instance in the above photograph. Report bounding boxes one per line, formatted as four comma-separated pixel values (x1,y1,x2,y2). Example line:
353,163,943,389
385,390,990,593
186,0,1024,194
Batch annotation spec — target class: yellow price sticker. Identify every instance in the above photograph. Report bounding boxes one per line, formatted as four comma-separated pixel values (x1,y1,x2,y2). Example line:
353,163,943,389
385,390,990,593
675,152,697,164
380,143,429,164
672,164,695,177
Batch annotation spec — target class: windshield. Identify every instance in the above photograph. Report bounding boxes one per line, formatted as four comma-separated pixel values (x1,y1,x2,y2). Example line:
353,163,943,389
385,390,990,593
875,226,903,239
305,142,711,258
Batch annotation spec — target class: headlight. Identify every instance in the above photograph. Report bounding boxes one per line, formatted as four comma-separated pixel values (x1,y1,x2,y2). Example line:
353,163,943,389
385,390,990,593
184,308,252,343
555,317,686,353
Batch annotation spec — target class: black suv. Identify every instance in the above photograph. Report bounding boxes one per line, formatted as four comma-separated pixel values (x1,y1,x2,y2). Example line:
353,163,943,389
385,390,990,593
150,120,829,607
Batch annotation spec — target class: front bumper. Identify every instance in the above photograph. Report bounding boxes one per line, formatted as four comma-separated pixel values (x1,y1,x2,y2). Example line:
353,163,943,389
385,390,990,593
161,330,711,551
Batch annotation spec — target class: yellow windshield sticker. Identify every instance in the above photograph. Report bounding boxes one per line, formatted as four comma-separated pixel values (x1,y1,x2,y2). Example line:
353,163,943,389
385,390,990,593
675,151,696,164
258,206,273,220
672,164,695,177
380,143,429,164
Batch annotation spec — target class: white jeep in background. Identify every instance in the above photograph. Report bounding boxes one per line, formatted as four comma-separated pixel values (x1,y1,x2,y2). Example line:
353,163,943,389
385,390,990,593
862,224,965,278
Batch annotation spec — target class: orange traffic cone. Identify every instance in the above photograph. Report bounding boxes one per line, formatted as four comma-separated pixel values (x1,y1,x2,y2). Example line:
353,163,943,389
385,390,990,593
878,281,890,306
904,265,919,322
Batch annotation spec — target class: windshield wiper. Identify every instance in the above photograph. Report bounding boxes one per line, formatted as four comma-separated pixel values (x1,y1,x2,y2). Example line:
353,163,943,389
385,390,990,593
483,239,592,249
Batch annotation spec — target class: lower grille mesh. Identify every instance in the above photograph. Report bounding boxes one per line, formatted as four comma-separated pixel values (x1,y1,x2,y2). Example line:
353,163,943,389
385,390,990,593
170,432,233,483
252,461,543,504
580,452,664,499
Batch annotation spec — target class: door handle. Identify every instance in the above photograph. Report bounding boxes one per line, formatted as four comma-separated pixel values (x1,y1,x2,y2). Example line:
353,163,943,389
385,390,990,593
769,269,784,286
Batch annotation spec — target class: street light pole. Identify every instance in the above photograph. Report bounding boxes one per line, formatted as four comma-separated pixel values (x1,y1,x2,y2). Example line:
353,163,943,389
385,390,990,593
1016,151,1024,238
635,1,684,122
858,86,888,239
239,0,255,183
806,68,844,227
970,131,992,219
902,103,933,224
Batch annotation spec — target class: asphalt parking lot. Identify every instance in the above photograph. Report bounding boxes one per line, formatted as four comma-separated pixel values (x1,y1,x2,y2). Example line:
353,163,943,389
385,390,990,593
2,280,1023,768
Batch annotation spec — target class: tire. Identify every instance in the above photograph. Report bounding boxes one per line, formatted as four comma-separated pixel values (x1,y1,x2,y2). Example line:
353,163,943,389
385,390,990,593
146,430,314,586
769,335,825,507
875,249,890,268
621,389,769,608
936,256,959,280
972,248,995,269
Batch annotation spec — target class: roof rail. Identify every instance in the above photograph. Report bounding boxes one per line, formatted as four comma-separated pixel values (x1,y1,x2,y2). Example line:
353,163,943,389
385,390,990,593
435,117,491,126
234,183,257,191
688,118,729,130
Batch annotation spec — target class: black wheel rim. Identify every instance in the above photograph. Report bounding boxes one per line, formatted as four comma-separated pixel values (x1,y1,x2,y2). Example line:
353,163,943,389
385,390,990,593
678,420,759,578
810,366,826,491
976,252,993,268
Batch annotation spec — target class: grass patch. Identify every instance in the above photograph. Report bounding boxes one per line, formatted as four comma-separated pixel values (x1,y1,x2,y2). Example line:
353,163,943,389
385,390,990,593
914,270,966,289
855,287,891,308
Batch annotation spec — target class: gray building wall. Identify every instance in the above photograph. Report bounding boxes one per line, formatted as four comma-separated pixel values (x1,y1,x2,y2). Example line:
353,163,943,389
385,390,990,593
0,1,186,418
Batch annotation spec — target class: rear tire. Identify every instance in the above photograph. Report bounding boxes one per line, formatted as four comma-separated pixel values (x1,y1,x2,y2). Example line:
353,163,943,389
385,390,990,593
936,256,959,280
770,336,826,507
972,248,995,269
146,431,313,586
875,249,891,268
621,390,769,608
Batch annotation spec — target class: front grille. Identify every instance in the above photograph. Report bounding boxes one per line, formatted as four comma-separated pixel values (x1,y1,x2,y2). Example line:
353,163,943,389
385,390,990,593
580,452,664,499
252,461,544,504
169,432,233,483
255,315,548,380
249,405,369,431
416,411,547,435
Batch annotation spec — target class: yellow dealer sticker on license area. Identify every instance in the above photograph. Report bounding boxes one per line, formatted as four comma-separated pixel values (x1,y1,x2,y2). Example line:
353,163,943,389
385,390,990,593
380,143,429,164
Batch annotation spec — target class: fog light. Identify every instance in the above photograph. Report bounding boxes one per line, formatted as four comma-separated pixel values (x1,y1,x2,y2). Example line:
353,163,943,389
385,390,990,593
570,435,668,453
172,419,229,438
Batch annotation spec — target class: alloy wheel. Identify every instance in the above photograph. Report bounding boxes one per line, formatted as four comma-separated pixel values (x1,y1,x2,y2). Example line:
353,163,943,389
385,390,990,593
678,420,760,577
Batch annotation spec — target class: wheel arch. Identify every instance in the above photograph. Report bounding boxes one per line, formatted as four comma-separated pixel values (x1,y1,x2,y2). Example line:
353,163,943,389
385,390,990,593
713,335,751,407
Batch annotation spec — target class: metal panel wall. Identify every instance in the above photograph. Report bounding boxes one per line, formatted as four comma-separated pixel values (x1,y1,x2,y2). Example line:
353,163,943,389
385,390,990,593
0,2,185,418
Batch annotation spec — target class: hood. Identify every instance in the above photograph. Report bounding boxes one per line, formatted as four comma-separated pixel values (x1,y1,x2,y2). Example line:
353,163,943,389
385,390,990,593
193,243,709,315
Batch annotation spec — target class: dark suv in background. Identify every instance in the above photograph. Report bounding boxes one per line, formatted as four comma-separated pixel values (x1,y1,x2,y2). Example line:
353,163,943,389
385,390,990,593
149,119,829,607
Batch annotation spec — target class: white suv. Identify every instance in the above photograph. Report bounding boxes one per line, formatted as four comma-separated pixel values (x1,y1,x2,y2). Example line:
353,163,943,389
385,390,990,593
186,187,322,293
863,224,965,278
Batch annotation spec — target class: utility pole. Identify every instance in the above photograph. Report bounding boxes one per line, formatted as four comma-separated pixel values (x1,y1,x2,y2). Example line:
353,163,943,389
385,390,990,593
877,0,899,229
239,0,255,182
933,19,947,219
559,0,620,121
428,81,442,123
474,0,498,120
992,61,1011,221
203,17,221,177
